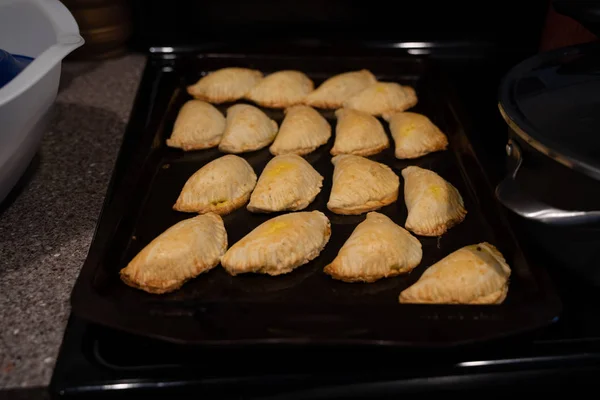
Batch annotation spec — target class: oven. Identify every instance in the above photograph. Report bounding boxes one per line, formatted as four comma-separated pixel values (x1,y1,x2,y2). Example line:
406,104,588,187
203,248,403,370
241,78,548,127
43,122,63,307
49,1,600,398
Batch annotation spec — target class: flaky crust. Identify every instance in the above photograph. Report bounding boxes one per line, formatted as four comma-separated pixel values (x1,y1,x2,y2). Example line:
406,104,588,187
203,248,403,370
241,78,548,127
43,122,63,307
221,211,331,276
399,242,511,304
401,166,467,236
178,191,252,216
245,70,314,108
385,111,448,159
186,67,263,103
324,212,422,282
247,154,323,213
327,154,400,215
269,105,331,156
304,69,377,109
343,82,418,116
327,191,398,215
332,142,389,157
166,100,226,151
120,213,228,294
218,104,279,153
330,108,390,156
173,155,257,215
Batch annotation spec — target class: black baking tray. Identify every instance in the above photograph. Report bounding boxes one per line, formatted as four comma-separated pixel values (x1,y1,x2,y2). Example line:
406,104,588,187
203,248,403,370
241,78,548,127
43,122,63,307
70,51,561,347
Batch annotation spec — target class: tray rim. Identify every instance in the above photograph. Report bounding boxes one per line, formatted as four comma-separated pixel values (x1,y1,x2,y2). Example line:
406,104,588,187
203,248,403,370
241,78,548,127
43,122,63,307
70,50,562,348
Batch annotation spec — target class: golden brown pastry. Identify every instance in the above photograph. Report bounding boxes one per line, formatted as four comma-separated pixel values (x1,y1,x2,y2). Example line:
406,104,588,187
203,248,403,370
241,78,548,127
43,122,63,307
221,211,331,276
401,166,467,236
245,70,314,108
186,67,263,103
330,108,390,156
218,104,279,153
385,111,448,159
304,69,377,109
399,242,511,304
247,154,323,213
269,105,331,156
173,155,257,215
327,154,399,215
120,213,228,294
324,212,422,283
165,100,226,151
343,82,417,116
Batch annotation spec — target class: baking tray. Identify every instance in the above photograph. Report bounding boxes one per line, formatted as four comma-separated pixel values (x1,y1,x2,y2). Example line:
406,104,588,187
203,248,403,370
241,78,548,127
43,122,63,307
70,52,561,347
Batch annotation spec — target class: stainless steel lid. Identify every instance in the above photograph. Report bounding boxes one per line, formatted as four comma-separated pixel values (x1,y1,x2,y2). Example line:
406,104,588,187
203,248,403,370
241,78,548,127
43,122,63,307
498,41,600,181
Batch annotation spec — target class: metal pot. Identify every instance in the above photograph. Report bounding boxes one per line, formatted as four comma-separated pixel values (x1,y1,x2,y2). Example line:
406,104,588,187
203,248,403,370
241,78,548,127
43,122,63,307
496,41,600,284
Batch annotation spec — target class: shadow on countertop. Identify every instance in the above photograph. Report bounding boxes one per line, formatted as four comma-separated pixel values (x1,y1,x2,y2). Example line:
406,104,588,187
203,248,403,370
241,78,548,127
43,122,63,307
0,102,127,391
58,62,101,94
0,155,40,218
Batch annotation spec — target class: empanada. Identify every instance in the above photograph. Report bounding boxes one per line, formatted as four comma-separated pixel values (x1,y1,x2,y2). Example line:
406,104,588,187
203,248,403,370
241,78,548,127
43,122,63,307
186,67,263,103
218,104,279,153
221,211,331,276
344,82,417,116
399,242,511,304
247,154,323,213
245,70,314,108
269,105,331,156
166,100,226,151
402,166,467,236
330,108,390,156
324,212,422,283
385,111,448,159
304,69,377,109
173,155,257,215
120,213,228,294
327,154,399,215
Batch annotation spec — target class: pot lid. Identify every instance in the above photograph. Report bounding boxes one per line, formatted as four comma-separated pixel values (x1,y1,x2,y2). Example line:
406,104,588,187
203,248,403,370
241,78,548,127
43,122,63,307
498,41,600,181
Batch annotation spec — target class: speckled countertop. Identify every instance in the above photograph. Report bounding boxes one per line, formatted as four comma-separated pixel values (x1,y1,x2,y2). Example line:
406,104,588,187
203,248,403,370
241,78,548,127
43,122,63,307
0,53,146,390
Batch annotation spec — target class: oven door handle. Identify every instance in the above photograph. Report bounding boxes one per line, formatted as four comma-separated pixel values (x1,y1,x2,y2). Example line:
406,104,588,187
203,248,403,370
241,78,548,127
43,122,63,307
495,139,600,226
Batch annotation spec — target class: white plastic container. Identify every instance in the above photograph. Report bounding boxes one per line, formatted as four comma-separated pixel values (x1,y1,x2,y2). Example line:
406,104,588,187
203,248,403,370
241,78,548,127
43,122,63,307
0,0,83,204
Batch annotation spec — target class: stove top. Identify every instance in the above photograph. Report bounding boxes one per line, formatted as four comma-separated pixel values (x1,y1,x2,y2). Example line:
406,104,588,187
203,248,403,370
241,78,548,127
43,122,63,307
51,267,600,398
50,40,600,398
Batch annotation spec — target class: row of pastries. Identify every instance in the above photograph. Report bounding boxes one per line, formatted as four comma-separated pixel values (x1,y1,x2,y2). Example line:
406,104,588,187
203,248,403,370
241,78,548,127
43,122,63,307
120,209,511,305
185,67,417,114
119,67,512,306
172,152,466,234
166,101,448,160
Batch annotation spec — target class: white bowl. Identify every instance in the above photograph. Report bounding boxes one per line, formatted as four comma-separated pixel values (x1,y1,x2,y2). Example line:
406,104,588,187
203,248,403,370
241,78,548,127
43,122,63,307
0,0,84,204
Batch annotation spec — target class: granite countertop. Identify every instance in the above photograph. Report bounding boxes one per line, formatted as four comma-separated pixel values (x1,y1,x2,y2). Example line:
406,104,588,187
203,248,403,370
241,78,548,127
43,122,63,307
0,53,146,390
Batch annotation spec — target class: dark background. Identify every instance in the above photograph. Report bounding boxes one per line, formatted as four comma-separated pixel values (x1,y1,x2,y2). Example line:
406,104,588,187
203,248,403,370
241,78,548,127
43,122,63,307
129,0,549,53
64,0,599,74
